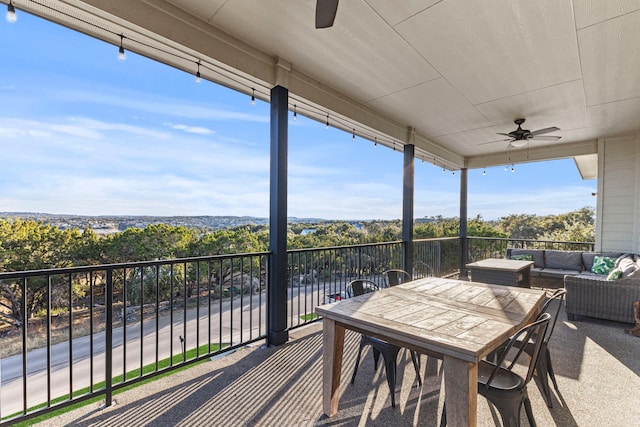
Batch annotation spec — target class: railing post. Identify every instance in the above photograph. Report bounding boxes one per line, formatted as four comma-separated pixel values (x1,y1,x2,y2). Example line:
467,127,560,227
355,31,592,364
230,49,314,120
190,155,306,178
268,84,289,346
105,269,113,407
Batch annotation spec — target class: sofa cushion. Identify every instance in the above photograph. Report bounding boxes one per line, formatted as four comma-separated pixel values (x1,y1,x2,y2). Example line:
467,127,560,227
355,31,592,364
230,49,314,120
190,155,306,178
511,254,533,261
545,250,583,271
530,267,543,277
541,268,582,279
582,252,622,272
591,256,616,275
509,249,544,268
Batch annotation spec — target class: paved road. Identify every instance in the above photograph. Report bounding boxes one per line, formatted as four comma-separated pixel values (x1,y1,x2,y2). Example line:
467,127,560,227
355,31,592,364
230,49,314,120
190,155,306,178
0,285,330,416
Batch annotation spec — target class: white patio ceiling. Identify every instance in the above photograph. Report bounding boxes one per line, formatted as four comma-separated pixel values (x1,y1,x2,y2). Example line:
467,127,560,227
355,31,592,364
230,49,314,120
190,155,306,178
12,0,640,175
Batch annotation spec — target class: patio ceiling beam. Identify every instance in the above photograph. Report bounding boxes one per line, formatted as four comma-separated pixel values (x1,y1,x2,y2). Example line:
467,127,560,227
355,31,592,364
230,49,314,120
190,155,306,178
464,139,598,169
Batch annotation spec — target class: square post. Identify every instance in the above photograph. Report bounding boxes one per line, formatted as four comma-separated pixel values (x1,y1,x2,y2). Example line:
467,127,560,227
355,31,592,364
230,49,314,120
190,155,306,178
459,168,468,278
268,85,289,346
402,144,415,275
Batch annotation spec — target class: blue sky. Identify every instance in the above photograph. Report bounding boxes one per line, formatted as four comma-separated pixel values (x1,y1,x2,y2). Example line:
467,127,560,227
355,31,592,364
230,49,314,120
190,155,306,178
0,12,597,221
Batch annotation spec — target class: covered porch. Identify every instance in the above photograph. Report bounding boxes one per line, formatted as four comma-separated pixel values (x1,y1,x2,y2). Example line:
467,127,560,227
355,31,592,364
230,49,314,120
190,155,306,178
3,1,640,426
36,308,640,426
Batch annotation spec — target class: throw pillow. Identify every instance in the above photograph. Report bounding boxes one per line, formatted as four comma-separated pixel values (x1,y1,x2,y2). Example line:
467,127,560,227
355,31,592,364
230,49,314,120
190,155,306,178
511,254,533,261
607,268,622,281
617,256,639,277
591,256,616,275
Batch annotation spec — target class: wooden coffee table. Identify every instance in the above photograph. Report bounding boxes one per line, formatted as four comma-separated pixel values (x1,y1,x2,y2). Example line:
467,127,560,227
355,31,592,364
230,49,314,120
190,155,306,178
466,258,534,288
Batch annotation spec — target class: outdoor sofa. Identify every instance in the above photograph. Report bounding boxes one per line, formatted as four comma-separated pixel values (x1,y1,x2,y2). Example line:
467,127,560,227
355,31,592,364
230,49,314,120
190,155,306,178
506,248,640,324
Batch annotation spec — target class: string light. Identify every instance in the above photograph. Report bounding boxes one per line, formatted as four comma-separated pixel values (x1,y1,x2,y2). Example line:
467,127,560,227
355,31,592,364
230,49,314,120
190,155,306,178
118,34,126,61
483,168,486,176
511,164,515,173
6,0,16,23
34,0,454,170
374,137,377,148
195,61,201,83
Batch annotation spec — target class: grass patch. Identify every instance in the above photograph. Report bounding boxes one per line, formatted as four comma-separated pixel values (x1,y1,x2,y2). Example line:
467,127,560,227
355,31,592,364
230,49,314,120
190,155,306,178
5,343,226,426
300,313,319,321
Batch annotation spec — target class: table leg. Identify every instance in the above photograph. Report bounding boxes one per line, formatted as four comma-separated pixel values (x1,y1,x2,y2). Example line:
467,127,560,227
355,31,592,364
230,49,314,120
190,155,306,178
443,356,478,426
323,318,345,417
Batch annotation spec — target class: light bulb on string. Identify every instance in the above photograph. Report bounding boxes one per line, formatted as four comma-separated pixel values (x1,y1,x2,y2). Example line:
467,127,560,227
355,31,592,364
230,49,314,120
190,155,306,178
511,164,515,173
118,34,126,61
251,88,256,105
293,105,297,120
374,137,377,148
483,168,486,176
195,62,201,83
6,0,16,23
325,113,329,129
352,129,356,141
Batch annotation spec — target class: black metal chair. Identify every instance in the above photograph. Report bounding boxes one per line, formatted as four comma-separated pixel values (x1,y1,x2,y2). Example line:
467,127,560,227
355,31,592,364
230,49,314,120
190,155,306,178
441,312,551,427
518,288,566,407
488,288,566,408
383,269,412,287
348,279,421,408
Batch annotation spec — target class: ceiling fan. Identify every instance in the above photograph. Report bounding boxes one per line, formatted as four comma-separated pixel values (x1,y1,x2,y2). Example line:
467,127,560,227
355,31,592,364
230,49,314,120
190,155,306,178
316,0,339,28
485,118,561,148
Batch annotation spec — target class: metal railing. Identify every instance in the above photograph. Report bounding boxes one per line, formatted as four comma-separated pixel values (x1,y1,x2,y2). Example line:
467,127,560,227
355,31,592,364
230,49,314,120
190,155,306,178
0,236,596,424
287,241,404,328
0,252,268,425
467,237,595,262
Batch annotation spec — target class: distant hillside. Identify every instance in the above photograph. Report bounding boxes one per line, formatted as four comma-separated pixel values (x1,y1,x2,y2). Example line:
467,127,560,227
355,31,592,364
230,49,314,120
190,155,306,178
0,212,327,235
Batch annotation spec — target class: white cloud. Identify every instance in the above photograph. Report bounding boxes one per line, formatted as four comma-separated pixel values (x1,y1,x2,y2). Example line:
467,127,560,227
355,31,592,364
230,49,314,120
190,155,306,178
166,123,215,135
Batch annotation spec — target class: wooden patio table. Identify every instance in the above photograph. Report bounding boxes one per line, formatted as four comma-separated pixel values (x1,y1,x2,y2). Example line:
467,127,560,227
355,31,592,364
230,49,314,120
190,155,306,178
315,277,545,426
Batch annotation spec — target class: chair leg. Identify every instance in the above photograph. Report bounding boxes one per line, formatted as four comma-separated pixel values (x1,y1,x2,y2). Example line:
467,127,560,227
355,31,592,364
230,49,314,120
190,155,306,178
546,350,560,392
351,337,367,384
383,354,398,407
410,350,422,386
535,347,554,408
523,396,537,427
440,403,447,427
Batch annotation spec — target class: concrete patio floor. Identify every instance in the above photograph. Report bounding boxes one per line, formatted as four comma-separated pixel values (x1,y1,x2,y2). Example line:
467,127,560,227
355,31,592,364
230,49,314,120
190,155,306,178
38,306,640,426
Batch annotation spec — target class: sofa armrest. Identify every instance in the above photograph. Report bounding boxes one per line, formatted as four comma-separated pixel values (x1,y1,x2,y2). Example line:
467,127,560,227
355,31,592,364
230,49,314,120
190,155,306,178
564,274,640,324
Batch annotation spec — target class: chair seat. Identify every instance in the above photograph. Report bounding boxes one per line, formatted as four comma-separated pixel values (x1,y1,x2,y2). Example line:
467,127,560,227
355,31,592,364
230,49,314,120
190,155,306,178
478,360,525,392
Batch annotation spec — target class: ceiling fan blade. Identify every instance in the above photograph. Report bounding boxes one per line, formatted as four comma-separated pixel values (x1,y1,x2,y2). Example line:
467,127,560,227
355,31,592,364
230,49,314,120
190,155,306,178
530,126,560,136
316,0,339,28
479,138,512,145
496,132,513,137
530,135,561,141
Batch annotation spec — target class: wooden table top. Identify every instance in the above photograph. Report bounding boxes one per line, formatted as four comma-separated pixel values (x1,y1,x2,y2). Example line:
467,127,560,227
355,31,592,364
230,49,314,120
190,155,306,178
466,258,534,272
315,277,545,363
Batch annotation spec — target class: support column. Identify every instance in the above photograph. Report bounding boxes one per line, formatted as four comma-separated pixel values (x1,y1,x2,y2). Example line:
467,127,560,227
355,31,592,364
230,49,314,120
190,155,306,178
268,85,289,346
459,168,468,279
402,143,415,275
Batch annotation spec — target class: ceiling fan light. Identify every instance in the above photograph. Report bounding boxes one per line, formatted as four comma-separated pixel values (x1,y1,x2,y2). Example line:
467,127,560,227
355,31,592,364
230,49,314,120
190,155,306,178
510,139,527,148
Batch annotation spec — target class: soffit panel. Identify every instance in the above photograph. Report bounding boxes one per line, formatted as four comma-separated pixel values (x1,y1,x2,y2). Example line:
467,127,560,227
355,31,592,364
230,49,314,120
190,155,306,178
204,0,440,104
166,0,227,22
395,0,582,105
367,78,491,137
573,0,640,29
364,0,441,26
578,10,640,106
474,79,589,137
588,98,640,136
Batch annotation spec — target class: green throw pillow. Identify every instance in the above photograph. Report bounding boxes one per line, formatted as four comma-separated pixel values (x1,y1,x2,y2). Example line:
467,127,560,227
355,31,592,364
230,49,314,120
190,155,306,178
511,254,533,261
606,268,622,281
592,256,616,275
